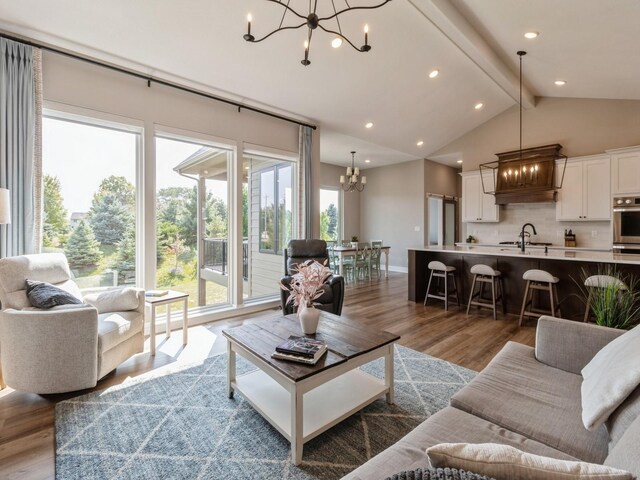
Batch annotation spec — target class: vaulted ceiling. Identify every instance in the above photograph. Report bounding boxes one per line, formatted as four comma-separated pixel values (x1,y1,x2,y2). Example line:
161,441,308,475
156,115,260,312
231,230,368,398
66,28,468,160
0,0,638,168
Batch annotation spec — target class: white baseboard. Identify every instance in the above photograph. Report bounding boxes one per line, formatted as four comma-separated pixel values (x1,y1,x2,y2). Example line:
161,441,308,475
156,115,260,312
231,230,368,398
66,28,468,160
388,265,408,273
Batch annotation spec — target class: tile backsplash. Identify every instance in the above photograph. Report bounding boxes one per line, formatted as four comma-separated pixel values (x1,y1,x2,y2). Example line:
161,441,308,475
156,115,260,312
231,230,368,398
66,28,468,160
463,203,612,249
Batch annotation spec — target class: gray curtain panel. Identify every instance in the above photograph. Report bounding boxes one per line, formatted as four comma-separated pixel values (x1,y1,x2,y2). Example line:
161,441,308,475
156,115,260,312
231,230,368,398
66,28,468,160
299,125,313,239
0,38,38,258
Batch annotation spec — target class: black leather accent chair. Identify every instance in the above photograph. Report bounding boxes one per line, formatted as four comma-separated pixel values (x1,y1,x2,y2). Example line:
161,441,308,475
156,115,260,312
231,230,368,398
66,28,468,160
280,239,345,316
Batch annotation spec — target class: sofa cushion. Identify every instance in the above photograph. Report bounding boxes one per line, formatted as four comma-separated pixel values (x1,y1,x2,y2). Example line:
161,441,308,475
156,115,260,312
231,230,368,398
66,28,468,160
97,311,142,354
426,443,633,480
26,280,83,309
84,287,139,314
343,407,578,480
606,385,640,450
604,414,640,478
450,342,609,463
581,324,640,431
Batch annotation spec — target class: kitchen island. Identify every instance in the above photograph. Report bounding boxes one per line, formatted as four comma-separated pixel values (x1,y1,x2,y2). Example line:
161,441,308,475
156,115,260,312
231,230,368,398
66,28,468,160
409,245,640,320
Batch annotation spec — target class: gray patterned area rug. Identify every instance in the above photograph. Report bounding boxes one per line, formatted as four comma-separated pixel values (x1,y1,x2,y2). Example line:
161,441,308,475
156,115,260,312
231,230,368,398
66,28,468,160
55,346,475,480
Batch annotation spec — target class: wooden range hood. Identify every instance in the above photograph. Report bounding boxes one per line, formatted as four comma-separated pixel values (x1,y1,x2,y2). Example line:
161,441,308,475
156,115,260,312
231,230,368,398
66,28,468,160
479,144,568,205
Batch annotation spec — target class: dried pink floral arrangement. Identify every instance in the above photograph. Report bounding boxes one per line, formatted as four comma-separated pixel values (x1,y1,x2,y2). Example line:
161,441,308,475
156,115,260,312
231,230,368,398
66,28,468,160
280,259,333,309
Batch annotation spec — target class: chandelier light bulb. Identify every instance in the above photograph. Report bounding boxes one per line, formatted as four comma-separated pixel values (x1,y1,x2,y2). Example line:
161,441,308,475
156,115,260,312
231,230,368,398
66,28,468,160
241,0,392,64
429,69,439,79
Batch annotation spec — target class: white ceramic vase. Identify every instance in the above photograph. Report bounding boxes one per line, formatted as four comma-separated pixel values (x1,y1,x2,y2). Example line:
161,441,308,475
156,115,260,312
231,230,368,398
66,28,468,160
298,305,320,334
351,242,358,248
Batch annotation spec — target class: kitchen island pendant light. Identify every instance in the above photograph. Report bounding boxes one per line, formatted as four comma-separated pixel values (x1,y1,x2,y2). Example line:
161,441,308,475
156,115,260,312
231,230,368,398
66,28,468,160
340,151,366,192
243,0,392,66
478,50,567,204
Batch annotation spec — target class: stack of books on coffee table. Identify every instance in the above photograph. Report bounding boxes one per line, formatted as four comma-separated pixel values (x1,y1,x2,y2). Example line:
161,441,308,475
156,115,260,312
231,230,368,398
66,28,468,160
272,335,328,365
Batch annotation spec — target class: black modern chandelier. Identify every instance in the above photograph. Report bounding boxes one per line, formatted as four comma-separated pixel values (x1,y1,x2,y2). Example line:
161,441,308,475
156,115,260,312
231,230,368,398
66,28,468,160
243,0,393,66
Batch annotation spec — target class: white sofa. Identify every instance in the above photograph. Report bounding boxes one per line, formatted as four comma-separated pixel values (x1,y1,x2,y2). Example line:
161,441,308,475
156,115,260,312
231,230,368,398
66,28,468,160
0,253,144,394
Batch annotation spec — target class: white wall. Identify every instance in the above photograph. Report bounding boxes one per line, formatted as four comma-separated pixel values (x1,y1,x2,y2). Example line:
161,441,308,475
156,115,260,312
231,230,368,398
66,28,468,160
359,160,425,269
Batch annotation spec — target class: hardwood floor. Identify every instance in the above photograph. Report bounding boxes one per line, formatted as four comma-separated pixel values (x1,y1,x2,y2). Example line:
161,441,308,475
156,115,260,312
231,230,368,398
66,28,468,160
0,272,535,480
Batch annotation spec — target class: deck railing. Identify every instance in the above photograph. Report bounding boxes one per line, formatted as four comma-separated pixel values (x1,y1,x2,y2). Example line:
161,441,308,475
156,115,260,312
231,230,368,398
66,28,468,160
203,238,248,280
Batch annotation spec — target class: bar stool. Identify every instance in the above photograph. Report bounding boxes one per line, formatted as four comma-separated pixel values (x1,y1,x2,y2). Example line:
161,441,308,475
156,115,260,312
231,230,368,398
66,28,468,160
424,261,460,311
519,269,561,326
583,275,627,322
466,264,505,320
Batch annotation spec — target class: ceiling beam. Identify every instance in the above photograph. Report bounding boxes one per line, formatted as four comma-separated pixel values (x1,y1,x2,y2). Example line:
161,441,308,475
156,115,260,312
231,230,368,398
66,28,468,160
409,0,536,109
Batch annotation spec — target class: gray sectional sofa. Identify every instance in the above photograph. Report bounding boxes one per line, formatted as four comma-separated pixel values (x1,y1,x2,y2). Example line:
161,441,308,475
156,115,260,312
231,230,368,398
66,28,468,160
345,316,640,479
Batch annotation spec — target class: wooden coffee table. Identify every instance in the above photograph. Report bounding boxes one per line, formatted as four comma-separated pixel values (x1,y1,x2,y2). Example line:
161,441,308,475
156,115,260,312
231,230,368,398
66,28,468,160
222,312,400,465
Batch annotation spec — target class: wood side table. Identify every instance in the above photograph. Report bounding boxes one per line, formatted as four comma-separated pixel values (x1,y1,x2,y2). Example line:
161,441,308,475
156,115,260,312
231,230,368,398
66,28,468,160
145,290,189,356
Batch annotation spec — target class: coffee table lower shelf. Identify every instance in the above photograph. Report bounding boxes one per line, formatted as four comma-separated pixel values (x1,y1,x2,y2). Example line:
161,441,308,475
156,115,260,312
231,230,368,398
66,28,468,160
233,368,387,445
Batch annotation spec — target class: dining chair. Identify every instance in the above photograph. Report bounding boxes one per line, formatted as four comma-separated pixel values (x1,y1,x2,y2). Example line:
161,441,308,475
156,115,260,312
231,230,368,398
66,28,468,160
355,245,372,281
370,245,382,279
326,241,340,274
371,240,383,274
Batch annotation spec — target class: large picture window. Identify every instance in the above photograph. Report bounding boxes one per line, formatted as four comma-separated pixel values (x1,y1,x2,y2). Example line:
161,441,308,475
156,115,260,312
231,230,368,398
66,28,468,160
42,115,139,288
259,164,293,254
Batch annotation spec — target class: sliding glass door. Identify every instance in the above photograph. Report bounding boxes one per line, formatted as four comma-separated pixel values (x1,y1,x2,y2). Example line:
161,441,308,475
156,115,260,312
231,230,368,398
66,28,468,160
155,136,231,308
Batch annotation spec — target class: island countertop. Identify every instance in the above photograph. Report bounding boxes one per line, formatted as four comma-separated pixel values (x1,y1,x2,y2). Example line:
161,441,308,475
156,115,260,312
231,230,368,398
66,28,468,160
408,246,640,318
409,245,640,266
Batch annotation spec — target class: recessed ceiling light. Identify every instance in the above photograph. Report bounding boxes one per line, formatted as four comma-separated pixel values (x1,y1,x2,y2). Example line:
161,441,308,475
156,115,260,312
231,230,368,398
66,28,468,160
203,170,209,174
474,103,484,110
365,122,374,129
524,32,539,39
554,80,567,86
331,37,343,49
365,159,371,163
417,140,424,147
429,69,439,79
457,160,463,164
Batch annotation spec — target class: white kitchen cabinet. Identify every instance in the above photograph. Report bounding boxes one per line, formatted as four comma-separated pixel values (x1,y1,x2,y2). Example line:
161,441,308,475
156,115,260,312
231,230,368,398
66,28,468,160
611,148,640,195
461,171,499,223
556,156,610,221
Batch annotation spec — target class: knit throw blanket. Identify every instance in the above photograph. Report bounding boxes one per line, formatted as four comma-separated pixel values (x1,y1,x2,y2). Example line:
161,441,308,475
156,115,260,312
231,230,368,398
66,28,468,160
386,467,496,480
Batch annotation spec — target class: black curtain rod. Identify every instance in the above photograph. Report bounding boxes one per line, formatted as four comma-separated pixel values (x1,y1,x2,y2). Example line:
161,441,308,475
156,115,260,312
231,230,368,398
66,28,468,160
0,32,317,131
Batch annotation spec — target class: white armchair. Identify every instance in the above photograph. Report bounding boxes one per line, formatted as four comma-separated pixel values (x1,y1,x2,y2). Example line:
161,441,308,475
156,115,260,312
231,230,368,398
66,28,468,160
0,253,145,394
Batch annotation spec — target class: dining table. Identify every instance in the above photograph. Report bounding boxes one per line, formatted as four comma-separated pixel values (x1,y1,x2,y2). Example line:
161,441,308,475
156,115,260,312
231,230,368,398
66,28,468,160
332,245,391,278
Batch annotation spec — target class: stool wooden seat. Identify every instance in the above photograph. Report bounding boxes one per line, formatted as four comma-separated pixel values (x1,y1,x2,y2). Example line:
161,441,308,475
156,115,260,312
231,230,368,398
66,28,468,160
466,264,505,320
519,269,561,326
424,261,460,311
583,275,627,322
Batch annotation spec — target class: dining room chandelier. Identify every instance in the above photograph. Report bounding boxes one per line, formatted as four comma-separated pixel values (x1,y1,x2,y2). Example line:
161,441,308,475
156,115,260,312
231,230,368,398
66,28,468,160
243,0,392,66
340,151,366,192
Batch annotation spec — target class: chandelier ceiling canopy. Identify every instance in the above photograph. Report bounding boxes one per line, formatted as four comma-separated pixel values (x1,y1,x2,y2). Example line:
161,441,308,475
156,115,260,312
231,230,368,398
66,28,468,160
243,0,393,66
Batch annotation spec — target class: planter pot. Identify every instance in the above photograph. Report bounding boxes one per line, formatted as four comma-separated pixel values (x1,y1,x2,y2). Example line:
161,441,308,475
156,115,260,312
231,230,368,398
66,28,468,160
298,305,321,334
351,242,358,248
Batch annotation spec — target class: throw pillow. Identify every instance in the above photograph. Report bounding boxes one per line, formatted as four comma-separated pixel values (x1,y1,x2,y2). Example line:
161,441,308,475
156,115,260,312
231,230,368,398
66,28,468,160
26,279,82,309
426,443,633,480
83,287,139,314
581,324,640,430
385,467,495,480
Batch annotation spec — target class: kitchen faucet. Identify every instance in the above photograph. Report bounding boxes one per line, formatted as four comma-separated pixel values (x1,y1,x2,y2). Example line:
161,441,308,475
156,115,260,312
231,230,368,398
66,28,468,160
520,223,537,252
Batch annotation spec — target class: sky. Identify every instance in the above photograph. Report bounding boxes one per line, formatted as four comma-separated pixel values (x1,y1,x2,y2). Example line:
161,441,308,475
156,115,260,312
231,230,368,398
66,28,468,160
43,118,227,217
320,187,339,212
